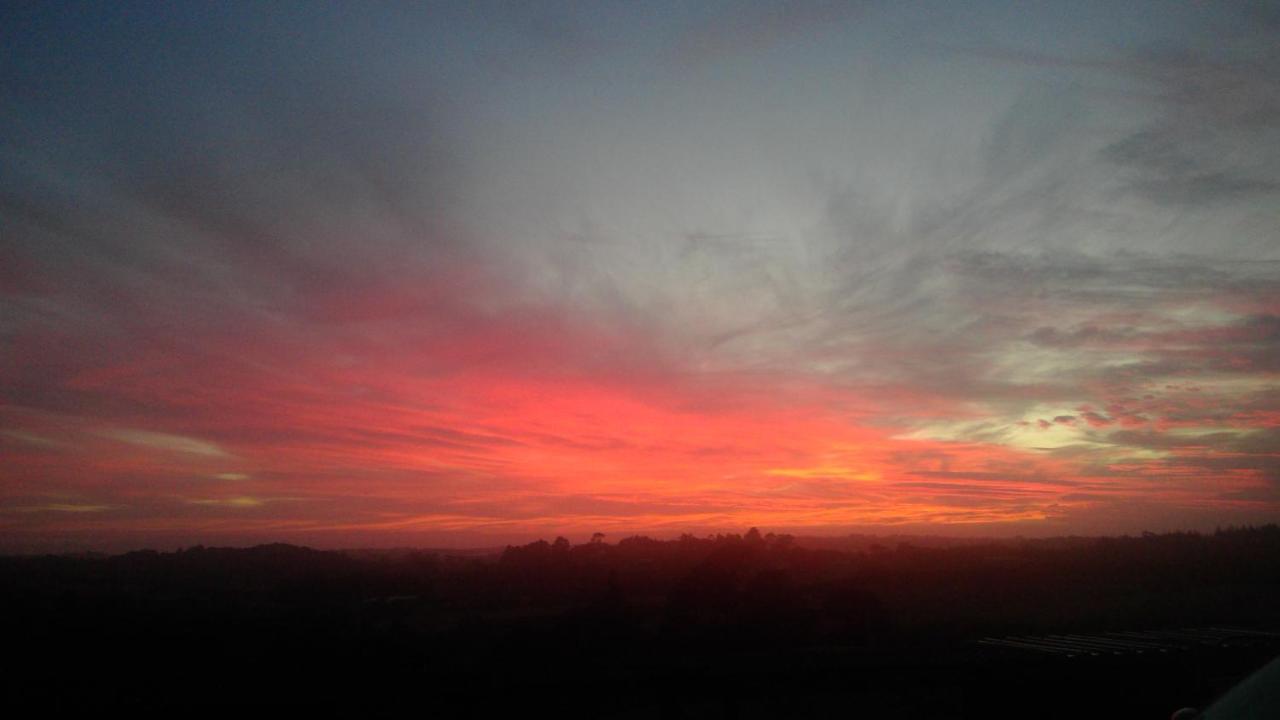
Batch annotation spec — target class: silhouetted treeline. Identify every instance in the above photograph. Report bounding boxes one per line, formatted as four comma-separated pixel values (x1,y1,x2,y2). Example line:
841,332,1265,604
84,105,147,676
3,526,1278,716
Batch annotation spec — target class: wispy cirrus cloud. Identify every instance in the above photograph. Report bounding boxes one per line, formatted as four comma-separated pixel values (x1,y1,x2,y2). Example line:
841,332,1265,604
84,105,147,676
100,429,231,458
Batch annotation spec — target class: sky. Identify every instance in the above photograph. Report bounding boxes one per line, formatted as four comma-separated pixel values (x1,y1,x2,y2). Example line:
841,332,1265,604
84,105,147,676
2,1,1279,551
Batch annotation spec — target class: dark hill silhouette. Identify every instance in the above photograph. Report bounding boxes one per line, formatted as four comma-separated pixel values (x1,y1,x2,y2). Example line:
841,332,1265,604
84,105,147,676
3,525,1278,717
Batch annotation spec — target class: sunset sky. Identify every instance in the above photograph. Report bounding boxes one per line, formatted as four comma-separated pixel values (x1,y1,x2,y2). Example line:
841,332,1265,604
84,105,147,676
3,1,1278,551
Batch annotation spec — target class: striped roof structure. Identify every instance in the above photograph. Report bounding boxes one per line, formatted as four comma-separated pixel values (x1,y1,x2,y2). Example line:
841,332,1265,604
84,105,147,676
978,627,1280,658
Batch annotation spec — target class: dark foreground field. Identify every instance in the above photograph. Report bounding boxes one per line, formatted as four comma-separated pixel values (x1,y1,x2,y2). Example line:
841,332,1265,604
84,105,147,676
5,526,1279,718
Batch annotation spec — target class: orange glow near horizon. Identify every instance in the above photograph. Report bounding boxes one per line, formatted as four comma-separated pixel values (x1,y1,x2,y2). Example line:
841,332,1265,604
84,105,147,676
4,278,1276,551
